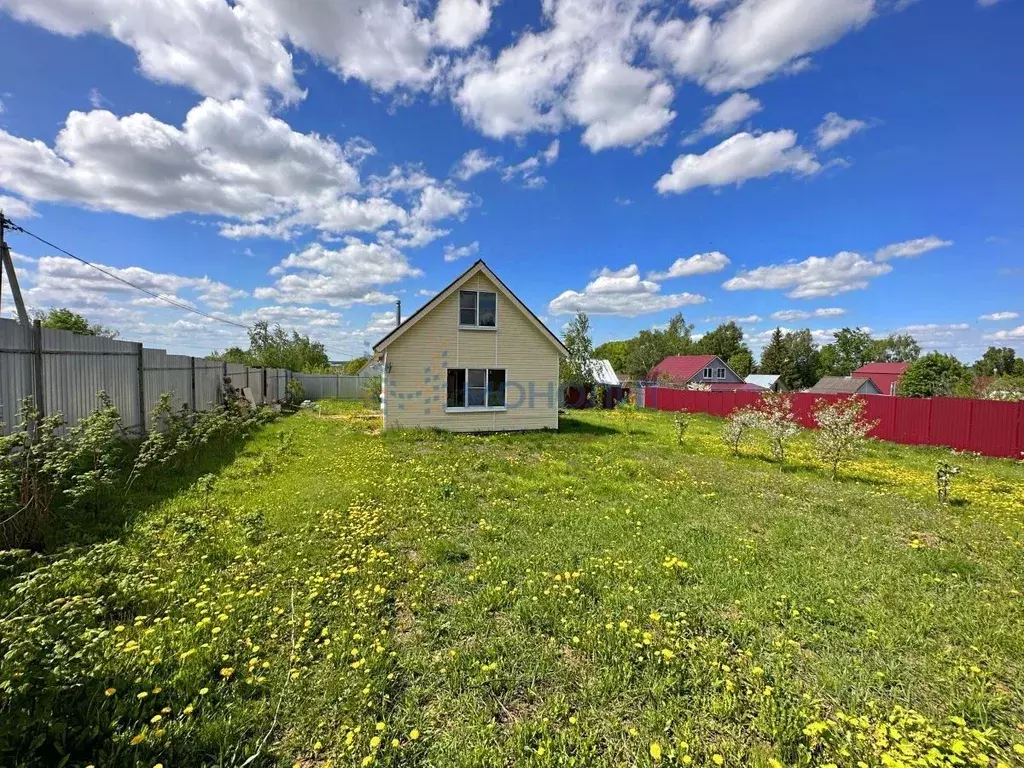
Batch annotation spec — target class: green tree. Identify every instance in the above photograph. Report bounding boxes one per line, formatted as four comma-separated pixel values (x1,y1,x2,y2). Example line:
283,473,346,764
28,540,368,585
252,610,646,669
36,308,118,338
758,328,818,390
342,356,371,375
695,321,749,362
593,340,630,374
897,352,973,398
973,346,1021,377
817,327,876,377
560,311,595,386
623,313,695,378
209,321,330,373
727,350,754,378
874,333,921,363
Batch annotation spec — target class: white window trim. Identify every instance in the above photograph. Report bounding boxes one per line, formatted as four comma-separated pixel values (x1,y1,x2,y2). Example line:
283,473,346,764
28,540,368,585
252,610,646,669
445,367,508,412
703,367,713,378
458,290,498,330
716,367,726,379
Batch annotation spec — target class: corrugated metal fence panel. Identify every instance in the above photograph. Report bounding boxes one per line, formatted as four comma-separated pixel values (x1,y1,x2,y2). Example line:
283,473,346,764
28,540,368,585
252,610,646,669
644,387,1024,460
968,399,1023,458
142,349,192,429
195,361,224,411
291,373,371,401
42,326,140,432
928,398,972,451
0,319,33,431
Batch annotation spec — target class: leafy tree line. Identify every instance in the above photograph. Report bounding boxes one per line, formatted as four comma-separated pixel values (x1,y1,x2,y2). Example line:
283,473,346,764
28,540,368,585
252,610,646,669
589,313,1023,399
209,321,331,373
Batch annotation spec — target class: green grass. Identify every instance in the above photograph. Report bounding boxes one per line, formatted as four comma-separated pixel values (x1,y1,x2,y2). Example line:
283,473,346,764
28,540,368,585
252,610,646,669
2,402,1023,767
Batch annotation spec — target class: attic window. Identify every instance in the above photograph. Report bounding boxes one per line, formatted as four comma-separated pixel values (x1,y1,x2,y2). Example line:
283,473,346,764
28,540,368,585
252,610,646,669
703,367,713,378
459,290,497,328
716,367,726,379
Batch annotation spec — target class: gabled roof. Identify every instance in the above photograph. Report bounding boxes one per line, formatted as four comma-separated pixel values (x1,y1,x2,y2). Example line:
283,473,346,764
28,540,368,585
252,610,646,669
745,374,779,389
808,376,881,394
587,359,620,386
372,260,568,356
648,354,718,382
853,362,911,376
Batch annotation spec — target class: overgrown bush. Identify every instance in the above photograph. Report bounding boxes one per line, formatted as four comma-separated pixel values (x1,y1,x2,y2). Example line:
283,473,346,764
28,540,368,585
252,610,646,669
812,397,879,480
364,375,383,409
285,378,305,405
1,392,274,549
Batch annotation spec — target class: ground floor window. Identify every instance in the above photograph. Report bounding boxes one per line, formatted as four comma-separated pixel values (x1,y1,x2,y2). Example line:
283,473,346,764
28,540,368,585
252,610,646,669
447,368,506,409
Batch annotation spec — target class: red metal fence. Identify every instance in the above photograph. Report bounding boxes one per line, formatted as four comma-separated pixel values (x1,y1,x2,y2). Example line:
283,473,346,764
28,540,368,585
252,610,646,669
644,387,1024,459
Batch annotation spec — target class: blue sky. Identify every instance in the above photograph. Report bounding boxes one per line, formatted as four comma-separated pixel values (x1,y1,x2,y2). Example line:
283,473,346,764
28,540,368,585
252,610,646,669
0,0,1021,362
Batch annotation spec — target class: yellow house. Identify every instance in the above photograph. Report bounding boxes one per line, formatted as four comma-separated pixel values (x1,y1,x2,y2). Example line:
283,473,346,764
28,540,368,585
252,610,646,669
372,260,567,432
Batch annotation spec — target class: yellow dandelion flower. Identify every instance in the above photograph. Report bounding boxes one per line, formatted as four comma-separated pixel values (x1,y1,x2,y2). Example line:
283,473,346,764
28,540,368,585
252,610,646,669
150,715,162,724
199,687,209,695
650,742,662,761
104,688,116,696
220,667,234,678
712,754,724,765
409,729,420,741
130,735,145,745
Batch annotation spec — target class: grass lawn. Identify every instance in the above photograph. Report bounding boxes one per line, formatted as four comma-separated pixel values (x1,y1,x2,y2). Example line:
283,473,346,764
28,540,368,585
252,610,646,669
2,402,1023,767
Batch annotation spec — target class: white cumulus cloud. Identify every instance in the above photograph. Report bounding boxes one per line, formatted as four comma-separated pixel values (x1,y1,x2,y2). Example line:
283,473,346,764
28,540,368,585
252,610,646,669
548,264,707,316
815,112,867,149
648,251,731,280
685,92,762,143
656,130,820,195
874,235,953,261
979,311,1019,321
723,251,892,299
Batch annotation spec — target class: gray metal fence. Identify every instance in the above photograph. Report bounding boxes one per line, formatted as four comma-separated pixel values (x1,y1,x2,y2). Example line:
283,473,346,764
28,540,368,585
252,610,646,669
0,317,291,435
291,373,374,401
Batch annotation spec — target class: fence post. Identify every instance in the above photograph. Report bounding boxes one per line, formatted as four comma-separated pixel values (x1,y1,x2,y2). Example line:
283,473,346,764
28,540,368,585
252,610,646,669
32,319,45,417
136,342,146,433
262,367,267,404
189,357,196,413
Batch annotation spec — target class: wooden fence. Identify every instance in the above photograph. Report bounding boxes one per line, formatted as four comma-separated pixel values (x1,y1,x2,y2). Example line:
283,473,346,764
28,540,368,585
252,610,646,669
644,386,1024,460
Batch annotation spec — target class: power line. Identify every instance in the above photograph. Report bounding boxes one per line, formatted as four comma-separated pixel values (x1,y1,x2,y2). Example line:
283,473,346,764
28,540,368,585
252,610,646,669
5,217,250,329
2,215,380,359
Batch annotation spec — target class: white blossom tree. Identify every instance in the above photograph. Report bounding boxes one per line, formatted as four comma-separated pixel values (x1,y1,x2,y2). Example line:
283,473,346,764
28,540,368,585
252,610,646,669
755,392,802,464
812,397,879,480
722,407,760,456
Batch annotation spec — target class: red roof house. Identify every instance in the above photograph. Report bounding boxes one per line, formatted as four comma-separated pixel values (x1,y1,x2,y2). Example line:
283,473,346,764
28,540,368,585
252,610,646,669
648,355,753,389
852,362,911,396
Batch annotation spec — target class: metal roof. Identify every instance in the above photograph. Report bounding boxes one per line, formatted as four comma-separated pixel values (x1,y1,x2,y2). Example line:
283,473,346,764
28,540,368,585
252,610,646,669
587,359,621,386
745,374,780,389
807,376,881,394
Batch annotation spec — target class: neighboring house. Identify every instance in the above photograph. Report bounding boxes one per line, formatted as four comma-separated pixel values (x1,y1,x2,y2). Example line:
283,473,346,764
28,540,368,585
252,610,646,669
357,359,384,378
807,376,883,395
745,374,785,392
587,359,620,387
372,260,568,432
648,355,746,387
852,362,911,396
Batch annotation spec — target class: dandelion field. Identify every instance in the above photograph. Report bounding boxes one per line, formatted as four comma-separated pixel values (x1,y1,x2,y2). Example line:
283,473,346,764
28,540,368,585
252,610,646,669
2,402,1023,767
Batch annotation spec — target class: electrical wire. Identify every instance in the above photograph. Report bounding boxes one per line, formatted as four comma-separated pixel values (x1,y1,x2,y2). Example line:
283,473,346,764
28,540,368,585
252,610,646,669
1,216,375,359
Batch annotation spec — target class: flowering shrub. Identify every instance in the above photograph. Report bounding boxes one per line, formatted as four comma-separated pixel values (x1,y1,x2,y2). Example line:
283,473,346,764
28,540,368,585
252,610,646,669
812,397,879,480
936,461,961,503
753,392,802,464
721,407,760,456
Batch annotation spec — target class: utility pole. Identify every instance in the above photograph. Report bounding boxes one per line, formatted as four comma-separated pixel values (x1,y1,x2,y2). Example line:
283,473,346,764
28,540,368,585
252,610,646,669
0,211,31,325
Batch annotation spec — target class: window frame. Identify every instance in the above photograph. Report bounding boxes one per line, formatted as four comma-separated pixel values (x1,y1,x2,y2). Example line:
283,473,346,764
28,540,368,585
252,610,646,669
445,367,508,412
703,367,713,378
457,290,498,330
716,367,726,379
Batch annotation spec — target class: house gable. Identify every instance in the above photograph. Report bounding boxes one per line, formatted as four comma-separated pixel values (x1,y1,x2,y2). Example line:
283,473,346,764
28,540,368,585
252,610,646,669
649,355,743,384
373,260,567,357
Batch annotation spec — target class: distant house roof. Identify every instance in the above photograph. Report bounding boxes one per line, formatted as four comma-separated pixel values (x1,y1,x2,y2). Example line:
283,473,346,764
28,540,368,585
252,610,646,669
357,359,384,377
852,362,911,396
706,382,765,392
808,376,882,395
745,374,779,389
854,362,912,376
648,354,718,383
587,359,620,386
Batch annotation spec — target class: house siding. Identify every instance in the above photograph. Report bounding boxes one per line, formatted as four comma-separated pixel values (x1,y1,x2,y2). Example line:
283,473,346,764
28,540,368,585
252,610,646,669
382,273,560,432
689,357,744,384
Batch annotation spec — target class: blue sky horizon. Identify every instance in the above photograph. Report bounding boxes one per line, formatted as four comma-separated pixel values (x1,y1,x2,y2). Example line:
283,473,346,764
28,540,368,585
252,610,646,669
0,0,1021,363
